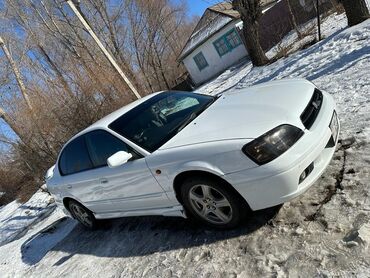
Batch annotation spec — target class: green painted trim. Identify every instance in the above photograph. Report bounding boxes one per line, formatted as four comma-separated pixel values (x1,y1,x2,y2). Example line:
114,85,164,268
213,39,228,57
213,28,242,57
193,51,209,71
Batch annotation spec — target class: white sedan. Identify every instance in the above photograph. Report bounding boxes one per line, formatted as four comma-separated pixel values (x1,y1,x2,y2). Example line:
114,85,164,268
46,78,339,229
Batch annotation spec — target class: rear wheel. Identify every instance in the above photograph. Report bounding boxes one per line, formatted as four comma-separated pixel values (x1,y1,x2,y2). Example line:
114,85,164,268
180,176,248,229
68,200,97,229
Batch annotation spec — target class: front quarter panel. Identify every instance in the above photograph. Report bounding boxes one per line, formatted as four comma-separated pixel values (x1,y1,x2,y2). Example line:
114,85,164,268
145,139,257,202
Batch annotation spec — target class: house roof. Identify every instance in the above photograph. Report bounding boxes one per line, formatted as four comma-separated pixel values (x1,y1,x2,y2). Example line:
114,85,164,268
208,2,240,18
178,4,236,61
178,0,277,61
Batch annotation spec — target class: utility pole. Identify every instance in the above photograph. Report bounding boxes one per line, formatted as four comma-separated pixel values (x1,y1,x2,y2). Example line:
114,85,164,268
66,0,141,99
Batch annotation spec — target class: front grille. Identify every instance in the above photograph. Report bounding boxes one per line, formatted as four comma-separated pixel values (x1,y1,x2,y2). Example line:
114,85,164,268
300,89,323,129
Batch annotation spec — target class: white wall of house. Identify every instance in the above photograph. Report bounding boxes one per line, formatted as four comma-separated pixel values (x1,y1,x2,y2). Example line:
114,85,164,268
182,20,248,86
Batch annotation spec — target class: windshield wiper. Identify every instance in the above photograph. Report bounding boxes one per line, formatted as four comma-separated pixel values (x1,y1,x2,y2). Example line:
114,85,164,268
177,112,197,133
176,98,217,133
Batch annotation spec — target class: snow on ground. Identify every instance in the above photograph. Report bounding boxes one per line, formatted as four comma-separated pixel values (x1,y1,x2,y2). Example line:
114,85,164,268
0,14,369,278
197,12,348,96
0,190,56,247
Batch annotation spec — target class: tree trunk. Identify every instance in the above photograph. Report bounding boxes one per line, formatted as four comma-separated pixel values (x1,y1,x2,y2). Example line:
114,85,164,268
341,0,370,26
232,0,269,66
0,37,33,111
242,21,269,66
0,108,24,144
287,0,302,38
37,44,75,98
0,36,55,157
329,0,342,14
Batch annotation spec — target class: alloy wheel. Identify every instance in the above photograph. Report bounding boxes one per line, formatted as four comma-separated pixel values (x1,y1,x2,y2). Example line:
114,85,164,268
70,203,93,228
188,184,233,224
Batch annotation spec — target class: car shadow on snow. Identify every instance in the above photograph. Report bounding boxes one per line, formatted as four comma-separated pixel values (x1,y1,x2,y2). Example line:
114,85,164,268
20,217,77,265
21,206,281,266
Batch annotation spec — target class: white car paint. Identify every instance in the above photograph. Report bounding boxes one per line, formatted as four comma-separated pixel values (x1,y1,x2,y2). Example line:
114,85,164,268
160,79,314,149
47,78,339,221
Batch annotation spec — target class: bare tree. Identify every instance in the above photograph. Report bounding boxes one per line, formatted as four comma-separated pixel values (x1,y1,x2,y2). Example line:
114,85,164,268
0,107,23,145
66,0,142,99
340,0,370,26
126,0,195,91
1,35,57,154
0,36,33,111
287,0,302,38
231,0,269,66
0,0,196,202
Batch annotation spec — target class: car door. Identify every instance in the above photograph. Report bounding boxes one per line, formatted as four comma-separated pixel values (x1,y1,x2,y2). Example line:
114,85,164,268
59,130,169,214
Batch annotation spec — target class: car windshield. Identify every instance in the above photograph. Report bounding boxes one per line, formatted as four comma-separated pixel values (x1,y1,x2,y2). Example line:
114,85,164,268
108,91,216,152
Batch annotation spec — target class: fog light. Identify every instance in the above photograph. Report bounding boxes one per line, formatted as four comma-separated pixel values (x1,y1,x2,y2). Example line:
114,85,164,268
299,162,314,184
299,171,307,182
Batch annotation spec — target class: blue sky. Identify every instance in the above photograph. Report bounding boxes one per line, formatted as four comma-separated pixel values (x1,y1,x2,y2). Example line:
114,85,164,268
173,0,213,17
186,0,210,16
0,0,215,149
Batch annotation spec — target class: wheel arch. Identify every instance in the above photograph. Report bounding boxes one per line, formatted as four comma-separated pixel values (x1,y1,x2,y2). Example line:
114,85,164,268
173,170,249,209
63,197,92,214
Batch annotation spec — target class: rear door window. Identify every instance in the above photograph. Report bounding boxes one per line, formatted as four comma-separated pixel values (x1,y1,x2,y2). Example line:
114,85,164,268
59,136,93,175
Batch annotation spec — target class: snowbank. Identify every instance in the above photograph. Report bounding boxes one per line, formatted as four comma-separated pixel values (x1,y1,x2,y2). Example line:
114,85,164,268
0,190,56,247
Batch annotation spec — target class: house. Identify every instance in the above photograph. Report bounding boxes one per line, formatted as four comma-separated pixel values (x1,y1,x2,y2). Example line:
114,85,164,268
178,1,277,86
178,0,333,86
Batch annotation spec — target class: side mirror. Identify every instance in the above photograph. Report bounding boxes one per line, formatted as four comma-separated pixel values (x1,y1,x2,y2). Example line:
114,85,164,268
107,151,133,168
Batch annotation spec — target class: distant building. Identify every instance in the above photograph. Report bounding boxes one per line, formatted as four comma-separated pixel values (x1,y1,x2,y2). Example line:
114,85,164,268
178,1,277,86
178,0,332,86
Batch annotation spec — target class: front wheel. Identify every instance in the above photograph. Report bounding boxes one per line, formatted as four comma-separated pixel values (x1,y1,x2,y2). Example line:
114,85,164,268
68,200,97,229
180,177,248,229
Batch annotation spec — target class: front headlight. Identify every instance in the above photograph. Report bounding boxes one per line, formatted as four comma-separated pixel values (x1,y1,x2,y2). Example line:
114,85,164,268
242,125,303,165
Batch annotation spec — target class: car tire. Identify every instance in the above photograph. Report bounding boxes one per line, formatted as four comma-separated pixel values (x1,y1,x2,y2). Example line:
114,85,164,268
180,176,249,229
68,200,97,229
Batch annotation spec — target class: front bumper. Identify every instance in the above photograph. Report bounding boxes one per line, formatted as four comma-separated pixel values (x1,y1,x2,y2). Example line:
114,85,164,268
224,91,339,211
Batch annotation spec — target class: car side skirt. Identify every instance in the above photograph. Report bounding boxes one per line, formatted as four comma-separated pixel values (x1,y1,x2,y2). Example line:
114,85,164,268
93,205,186,219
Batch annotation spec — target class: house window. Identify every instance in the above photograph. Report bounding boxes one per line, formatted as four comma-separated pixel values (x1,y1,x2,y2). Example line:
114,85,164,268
214,39,229,56
193,52,208,71
225,29,242,48
213,29,242,57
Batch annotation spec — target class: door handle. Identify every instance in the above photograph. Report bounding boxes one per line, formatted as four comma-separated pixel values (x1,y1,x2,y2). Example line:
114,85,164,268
67,184,72,189
100,178,109,184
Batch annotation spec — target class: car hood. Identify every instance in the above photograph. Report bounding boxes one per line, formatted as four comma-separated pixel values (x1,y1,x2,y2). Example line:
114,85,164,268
159,79,315,150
